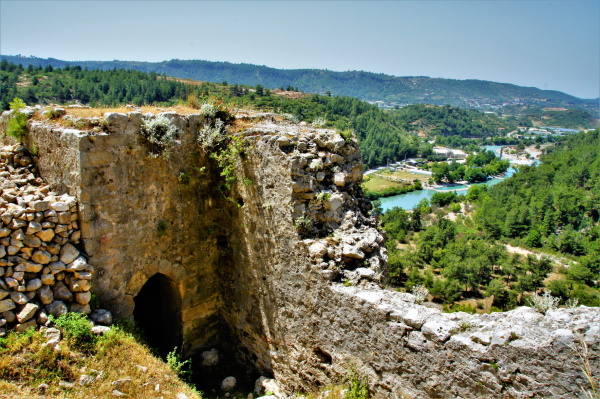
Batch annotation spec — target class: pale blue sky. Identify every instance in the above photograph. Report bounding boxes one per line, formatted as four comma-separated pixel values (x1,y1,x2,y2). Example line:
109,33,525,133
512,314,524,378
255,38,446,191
1,0,599,99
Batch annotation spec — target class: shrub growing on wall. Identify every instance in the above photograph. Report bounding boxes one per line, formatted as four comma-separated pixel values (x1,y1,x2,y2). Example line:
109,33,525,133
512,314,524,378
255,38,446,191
6,98,28,143
139,116,181,159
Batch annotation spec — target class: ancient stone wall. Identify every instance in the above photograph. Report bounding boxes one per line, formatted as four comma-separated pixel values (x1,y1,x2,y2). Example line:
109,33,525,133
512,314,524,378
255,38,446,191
1,109,597,398
0,144,90,334
20,111,228,353
220,119,599,398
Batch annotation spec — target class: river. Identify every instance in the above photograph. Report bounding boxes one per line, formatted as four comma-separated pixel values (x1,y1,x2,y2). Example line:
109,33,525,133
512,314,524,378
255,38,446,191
378,145,515,212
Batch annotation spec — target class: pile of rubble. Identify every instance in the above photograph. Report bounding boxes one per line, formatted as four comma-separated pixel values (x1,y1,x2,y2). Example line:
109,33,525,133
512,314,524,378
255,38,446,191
0,144,91,334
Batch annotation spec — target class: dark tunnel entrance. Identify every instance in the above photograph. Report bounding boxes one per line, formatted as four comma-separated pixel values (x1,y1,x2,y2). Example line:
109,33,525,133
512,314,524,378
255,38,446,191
133,273,183,357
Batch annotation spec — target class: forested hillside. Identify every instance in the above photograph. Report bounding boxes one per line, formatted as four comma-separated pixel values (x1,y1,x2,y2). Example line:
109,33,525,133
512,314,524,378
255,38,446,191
0,61,420,168
502,105,598,129
382,130,600,309
391,104,516,137
0,61,189,109
3,55,597,110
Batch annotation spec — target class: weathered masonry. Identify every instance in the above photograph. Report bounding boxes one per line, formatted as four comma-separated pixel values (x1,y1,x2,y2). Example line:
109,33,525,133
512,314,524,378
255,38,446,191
3,108,598,399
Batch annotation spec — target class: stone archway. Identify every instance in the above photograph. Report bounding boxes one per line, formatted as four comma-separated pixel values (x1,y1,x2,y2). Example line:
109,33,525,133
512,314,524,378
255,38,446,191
133,273,183,356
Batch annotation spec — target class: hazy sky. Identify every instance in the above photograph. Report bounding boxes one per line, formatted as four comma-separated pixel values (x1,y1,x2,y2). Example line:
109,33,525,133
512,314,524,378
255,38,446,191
1,0,599,99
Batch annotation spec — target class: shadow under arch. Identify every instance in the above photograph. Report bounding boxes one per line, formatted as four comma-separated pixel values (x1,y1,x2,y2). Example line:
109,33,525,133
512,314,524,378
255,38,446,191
133,273,183,357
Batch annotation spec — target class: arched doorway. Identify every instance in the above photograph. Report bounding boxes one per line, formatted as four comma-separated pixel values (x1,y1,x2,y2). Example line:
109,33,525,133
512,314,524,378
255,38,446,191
133,273,183,356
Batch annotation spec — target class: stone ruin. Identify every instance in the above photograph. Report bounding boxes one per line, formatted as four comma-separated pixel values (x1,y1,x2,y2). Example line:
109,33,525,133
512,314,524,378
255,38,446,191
0,107,598,398
0,144,91,333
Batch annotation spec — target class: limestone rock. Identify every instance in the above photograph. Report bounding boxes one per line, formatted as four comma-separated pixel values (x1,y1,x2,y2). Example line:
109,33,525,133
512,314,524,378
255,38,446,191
421,318,459,342
53,281,73,301
342,244,365,260
79,374,95,386
92,325,111,334
23,260,43,273
0,299,16,313
67,255,88,271
90,309,113,326
69,303,91,314
26,278,42,291
308,242,328,259
221,376,236,392
16,303,39,323
10,291,29,305
333,172,347,187
15,319,37,332
35,229,55,242
38,285,54,304
46,300,68,317
202,348,219,366
32,250,52,264
60,243,80,264
43,327,62,341
75,291,92,305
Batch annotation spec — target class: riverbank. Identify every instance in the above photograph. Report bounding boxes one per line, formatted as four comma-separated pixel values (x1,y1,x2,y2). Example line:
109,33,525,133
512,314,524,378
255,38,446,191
496,144,548,165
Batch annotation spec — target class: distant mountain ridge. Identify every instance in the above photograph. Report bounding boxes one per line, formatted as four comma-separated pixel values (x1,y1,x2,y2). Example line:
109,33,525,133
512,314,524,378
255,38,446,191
2,55,597,110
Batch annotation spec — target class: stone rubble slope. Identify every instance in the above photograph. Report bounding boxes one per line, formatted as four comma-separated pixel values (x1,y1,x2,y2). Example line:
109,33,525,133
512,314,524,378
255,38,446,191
0,144,91,335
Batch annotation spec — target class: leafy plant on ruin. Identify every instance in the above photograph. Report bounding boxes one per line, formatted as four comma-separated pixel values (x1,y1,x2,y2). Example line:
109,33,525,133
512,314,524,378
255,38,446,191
52,312,97,353
316,192,331,202
528,289,561,314
6,97,29,143
339,128,355,144
139,116,181,159
294,213,313,235
196,103,246,193
312,116,327,128
166,347,193,382
157,220,169,237
345,367,370,399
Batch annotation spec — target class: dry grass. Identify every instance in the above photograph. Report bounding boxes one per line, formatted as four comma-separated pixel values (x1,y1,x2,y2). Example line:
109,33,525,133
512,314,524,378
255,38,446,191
0,327,201,399
63,105,206,119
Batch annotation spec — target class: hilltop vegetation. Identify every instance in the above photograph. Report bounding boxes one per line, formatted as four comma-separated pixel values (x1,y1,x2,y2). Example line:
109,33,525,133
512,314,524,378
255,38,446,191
382,130,600,310
1,60,421,168
391,104,516,137
502,105,598,129
3,55,597,111
0,60,583,175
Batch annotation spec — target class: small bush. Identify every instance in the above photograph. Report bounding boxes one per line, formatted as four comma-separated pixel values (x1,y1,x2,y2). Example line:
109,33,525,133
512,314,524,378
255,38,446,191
6,98,28,143
312,116,327,128
411,284,429,304
186,94,200,109
294,214,313,234
528,289,560,314
200,103,217,118
448,303,477,314
157,220,169,237
197,119,226,150
53,312,96,352
345,368,369,399
316,192,331,202
199,102,234,123
178,172,191,186
139,116,181,159
166,347,192,382
339,129,355,143
282,113,299,123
